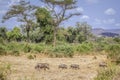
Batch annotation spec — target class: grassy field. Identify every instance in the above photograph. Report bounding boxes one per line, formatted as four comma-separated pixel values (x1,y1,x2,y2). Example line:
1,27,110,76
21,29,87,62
0,55,107,80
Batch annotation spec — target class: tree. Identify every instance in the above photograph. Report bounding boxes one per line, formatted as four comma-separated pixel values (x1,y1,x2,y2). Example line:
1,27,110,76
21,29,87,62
35,8,53,43
40,0,81,47
76,22,92,43
67,27,76,43
2,0,37,42
0,27,7,40
7,27,22,41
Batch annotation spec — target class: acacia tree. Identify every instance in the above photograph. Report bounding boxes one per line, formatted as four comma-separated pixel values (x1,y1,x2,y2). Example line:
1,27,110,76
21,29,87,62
40,0,81,47
2,0,37,42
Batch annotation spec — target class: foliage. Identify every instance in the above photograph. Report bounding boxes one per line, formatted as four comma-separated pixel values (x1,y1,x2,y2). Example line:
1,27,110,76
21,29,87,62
35,8,53,43
106,44,120,63
94,65,119,80
76,42,94,54
23,44,32,53
0,63,11,80
3,0,37,42
51,44,74,57
41,0,81,46
113,37,120,43
27,54,35,59
0,44,7,55
7,27,22,41
0,27,7,40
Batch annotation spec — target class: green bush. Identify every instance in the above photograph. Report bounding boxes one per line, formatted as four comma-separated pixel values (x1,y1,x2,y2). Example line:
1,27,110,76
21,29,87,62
106,44,120,63
0,44,7,55
23,44,32,53
33,45,45,53
0,37,5,45
52,45,74,57
76,42,94,54
0,63,11,80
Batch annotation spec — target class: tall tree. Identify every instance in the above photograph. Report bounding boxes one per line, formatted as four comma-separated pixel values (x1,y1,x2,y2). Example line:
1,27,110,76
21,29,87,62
35,8,53,43
2,0,37,42
40,0,81,47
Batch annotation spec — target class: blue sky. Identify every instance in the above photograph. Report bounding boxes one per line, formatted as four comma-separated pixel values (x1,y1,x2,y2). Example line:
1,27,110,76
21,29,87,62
0,0,120,29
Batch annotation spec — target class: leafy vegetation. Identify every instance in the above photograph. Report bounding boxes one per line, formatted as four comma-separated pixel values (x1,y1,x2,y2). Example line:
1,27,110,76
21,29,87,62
0,63,11,80
94,64,120,80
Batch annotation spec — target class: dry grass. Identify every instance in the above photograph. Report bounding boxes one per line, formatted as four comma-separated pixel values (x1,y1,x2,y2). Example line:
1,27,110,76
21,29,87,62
0,55,107,80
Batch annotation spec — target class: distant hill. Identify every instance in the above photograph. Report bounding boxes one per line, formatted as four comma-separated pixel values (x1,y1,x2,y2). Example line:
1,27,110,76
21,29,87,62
92,28,120,37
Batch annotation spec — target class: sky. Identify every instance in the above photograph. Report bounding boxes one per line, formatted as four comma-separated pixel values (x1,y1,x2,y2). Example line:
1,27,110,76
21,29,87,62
0,0,120,29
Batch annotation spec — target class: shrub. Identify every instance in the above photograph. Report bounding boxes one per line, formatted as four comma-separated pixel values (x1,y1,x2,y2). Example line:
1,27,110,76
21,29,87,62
0,63,11,80
0,44,7,55
76,42,94,54
33,45,45,53
11,50,20,56
106,44,120,63
23,45,32,53
27,54,35,59
0,37,5,45
52,45,74,57
94,65,119,80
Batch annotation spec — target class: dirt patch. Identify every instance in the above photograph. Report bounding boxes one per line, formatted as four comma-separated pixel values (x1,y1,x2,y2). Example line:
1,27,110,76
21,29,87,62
0,55,107,80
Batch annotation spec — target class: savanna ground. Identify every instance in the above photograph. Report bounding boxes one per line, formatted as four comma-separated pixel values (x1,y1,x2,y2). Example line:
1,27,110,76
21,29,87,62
0,54,107,80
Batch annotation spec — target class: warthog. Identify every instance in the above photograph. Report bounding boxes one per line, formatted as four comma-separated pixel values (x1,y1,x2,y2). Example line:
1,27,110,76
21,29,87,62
35,63,49,71
70,64,80,69
99,62,107,67
58,64,67,69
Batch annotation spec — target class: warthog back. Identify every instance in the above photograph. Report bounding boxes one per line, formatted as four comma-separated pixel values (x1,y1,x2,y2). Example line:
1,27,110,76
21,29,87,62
58,64,67,69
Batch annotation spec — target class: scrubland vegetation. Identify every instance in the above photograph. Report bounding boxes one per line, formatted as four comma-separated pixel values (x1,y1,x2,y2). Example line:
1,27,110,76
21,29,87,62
0,0,120,80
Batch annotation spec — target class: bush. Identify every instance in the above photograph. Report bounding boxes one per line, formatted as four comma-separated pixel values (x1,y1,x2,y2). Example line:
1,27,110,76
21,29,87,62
94,65,119,80
23,44,32,53
52,45,74,57
27,54,35,59
33,45,45,53
76,42,94,54
0,63,11,80
106,44,120,63
11,50,20,56
0,37,5,45
0,44,7,55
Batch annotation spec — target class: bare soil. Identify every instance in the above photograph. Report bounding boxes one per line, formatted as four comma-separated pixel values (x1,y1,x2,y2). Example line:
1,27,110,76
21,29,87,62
0,55,107,80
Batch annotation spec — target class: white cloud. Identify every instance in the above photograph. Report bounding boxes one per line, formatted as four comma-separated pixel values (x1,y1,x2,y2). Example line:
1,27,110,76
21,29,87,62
76,7,84,12
103,19,115,24
115,23,120,27
81,15,90,20
105,8,116,15
85,0,99,4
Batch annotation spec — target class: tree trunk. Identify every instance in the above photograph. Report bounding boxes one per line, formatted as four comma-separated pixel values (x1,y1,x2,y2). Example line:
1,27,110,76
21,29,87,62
53,26,57,47
26,30,30,42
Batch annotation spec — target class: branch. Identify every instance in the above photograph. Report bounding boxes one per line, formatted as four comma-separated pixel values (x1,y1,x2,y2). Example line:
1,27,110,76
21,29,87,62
63,13,81,21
